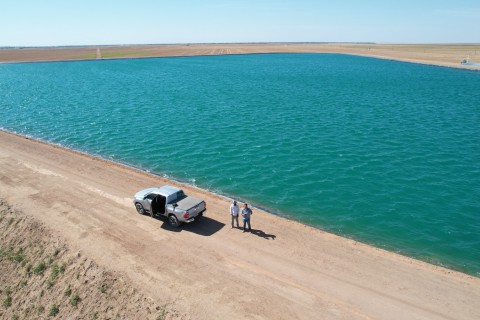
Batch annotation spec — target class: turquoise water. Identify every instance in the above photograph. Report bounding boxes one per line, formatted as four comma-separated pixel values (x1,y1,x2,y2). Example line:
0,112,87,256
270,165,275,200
1,54,479,275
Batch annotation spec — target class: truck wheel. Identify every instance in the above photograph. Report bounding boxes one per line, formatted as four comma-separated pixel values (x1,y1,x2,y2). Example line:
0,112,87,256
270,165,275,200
135,203,145,215
168,215,180,228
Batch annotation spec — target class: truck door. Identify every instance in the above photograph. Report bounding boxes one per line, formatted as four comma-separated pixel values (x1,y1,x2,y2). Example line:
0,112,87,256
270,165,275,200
153,195,167,215
145,193,157,214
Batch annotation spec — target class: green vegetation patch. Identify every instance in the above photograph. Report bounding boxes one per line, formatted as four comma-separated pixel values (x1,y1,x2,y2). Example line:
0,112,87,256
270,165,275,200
13,248,25,263
3,287,12,308
64,286,71,297
33,261,46,274
49,304,59,317
26,263,32,277
51,264,60,279
0,246,25,263
71,293,80,307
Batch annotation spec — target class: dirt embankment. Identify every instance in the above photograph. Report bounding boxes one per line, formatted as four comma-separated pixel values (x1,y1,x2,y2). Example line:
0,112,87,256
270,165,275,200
1,43,479,70
0,199,181,320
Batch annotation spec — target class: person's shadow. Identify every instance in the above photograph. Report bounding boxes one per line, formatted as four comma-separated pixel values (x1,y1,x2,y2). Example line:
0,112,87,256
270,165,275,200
250,229,276,240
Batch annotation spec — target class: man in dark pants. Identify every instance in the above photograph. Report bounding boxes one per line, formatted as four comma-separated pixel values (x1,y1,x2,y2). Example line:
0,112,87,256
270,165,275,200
241,203,253,233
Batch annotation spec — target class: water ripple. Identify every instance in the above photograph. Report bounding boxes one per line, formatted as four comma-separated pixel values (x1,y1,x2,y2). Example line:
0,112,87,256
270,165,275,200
1,54,479,275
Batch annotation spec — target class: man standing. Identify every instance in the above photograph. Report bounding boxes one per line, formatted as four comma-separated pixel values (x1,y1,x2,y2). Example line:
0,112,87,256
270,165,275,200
241,203,252,233
230,200,240,228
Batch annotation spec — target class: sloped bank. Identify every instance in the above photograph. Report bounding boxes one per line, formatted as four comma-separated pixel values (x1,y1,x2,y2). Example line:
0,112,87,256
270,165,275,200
0,199,182,320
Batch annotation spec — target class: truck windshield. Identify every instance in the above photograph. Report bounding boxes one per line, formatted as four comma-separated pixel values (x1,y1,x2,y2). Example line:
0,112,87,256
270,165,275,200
175,191,186,201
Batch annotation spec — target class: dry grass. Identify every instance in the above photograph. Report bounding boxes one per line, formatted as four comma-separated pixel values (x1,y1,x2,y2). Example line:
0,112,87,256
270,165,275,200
0,199,180,320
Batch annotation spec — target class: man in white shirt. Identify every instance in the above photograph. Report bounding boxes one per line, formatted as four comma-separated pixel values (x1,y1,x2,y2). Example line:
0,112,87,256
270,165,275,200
230,200,240,228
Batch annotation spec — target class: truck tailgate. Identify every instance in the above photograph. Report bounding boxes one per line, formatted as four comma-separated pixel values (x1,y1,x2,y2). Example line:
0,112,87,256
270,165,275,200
176,197,204,213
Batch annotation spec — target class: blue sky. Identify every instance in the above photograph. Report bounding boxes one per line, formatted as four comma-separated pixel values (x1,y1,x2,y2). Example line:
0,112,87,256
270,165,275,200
1,0,479,46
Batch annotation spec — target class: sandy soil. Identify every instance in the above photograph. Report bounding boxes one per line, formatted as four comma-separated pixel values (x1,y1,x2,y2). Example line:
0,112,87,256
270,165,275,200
1,130,479,319
1,43,479,70
0,199,179,319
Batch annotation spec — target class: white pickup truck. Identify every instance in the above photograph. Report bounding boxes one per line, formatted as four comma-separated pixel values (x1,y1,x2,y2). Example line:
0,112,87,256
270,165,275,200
133,186,206,227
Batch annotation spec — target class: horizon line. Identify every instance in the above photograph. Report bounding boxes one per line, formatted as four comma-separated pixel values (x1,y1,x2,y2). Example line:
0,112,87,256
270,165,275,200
2,41,480,49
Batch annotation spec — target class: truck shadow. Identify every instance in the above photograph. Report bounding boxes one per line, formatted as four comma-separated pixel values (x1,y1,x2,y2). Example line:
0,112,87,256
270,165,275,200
159,216,225,236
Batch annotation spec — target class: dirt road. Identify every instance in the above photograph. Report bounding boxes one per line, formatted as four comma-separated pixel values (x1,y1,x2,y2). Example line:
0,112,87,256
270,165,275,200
1,130,479,319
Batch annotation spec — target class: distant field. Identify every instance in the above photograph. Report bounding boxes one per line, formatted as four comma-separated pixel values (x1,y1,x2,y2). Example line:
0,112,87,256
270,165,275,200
1,43,479,69
72,51,150,60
